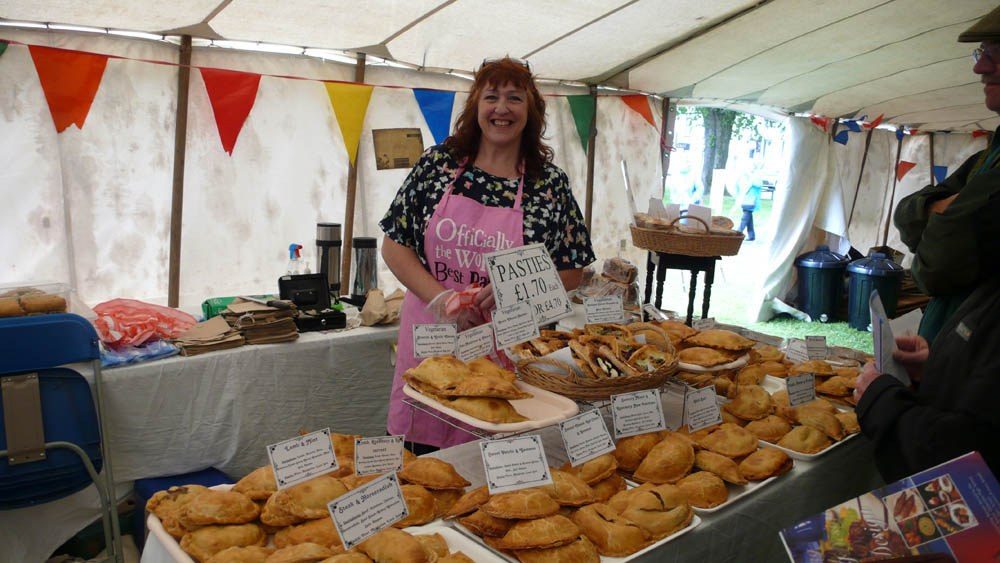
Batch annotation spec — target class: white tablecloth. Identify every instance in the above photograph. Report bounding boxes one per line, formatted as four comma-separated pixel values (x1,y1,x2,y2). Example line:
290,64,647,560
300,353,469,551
1,325,399,563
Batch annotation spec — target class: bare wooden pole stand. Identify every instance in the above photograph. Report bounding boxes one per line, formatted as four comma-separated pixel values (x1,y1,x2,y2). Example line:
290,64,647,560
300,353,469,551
340,53,368,295
167,35,192,308
584,85,597,231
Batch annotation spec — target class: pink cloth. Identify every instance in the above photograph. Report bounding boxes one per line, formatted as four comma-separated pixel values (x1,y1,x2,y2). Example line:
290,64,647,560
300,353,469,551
387,164,525,448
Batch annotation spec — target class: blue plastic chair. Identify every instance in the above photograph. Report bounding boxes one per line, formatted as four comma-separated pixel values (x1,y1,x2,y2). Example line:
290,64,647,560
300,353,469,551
0,314,122,562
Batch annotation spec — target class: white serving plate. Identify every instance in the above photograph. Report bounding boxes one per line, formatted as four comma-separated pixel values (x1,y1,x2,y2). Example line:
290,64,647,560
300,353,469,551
757,375,859,460
406,523,506,561
677,353,748,373
403,381,579,433
690,474,782,515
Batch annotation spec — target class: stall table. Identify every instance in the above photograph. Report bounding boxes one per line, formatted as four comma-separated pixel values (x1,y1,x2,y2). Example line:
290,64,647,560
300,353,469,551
644,252,720,324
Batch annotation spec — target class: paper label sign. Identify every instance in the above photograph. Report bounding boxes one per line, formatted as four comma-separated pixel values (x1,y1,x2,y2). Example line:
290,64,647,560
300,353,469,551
870,291,911,386
661,380,688,431
584,295,625,324
785,339,810,365
692,318,716,331
328,473,408,550
559,409,615,467
456,323,495,362
805,336,827,360
480,435,553,494
413,324,457,358
610,389,666,439
786,373,817,407
684,386,723,432
492,302,540,349
485,243,572,326
353,435,404,477
267,428,340,490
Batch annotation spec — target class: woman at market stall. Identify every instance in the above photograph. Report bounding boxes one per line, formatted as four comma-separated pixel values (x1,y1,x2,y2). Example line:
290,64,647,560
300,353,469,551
379,57,595,453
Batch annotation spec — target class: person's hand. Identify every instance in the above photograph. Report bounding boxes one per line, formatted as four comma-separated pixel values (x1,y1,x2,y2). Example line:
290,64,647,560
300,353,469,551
425,289,457,323
474,284,495,315
893,335,929,383
457,307,486,331
928,193,958,214
854,361,882,403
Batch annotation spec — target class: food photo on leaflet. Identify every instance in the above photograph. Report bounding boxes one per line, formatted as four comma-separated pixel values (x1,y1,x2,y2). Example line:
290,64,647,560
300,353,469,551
378,56,595,454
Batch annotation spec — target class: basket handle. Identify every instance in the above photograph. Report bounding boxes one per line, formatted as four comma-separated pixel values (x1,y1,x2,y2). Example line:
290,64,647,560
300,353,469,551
668,215,710,233
516,357,581,380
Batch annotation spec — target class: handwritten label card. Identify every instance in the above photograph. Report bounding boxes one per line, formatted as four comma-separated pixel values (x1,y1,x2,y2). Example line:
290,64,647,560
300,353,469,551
785,339,810,364
559,410,615,467
480,435,553,494
354,435,404,477
267,428,340,489
611,389,666,440
485,243,572,325
786,373,817,407
456,323,495,362
692,317,716,331
492,302,540,349
584,295,625,324
413,324,457,358
662,380,688,431
684,386,723,432
805,336,827,360
328,473,408,550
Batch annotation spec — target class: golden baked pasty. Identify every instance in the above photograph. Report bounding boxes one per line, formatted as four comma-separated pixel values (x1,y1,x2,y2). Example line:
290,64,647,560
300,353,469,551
273,476,349,520
677,371,715,387
756,360,789,378
779,406,845,440
340,474,379,491
266,542,335,563
738,448,793,480
481,488,560,519
694,450,747,485
745,415,793,443
147,485,209,539
357,528,430,563
836,411,860,435
260,493,304,527
232,467,277,501
678,346,738,367
713,376,734,396
735,364,768,386
459,508,515,537
181,523,267,562
180,489,260,528
319,553,372,563
683,329,755,352
541,469,596,506
658,320,698,343
627,323,674,351
274,518,343,549
613,432,664,473
428,488,462,517
512,536,600,563
435,396,529,424
789,359,834,376
816,376,853,397
394,485,437,527
572,503,651,557
833,366,860,379
204,545,274,563
583,323,631,338
494,514,581,550
329,433,361,461
590,473,627,503
771,391,838,414
633,434,695,484
444,486,489,519
606,482,656,514
404,356,468,389
720,408,746,426
697,423,758,458
676,471,728,509
398,457,471,490
628,345,674,372
560,453,617,485
413,533,449,559
749,345,784,363
467,357,518,382
723,384,773,421
437,553,474,563
777,425,832,454
620,484,693,539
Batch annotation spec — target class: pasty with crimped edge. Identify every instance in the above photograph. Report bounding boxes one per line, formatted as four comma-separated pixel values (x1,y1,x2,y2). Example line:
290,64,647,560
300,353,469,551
738,448,793,480
835,411,860,435
540,469,597,506
678,346,739,367
777,405,845,440
179,489,260,528
683,329,755,352
414,533,449,559
633,434,695,484
627,344,674,372
405,370,531,400
770,390,838,414
393,484,437,527
444,485,490,519
694,450,747,485
403,356,468,390
147,484,210,539
433,395,529,424
231,466,277,501
755,360,789,378
204,545,274,563
620,484,693,539
272,475,349,520
467,357,518,383
511,536,600,563
696,423,758,458
357,528,430,563
591,345,639,378
180,523,267,562
273,518,343,549
735,363,770,386
816,375,854,397
583,322,631,338
606,482,656,514
657,320,698,343
777,425,832,454
590,472,627,503
833,366,860,379
720,409,746,426
329,433,361,461
437,553,475,563
559,453,618,485
626,323,674,351
265,542,334,563
459,508,515,537
493,514,581,550
744,415,793,443
714,376,734,396
677,370,715,387
789,359,834,376
676,471,729,509
613,432,666,473
398,457,471,490
481,488,560,519
260,492,303,527
571,503,652,557
749,345,784,363
427,488,462,518
723,384,773,421
340,474,379,491
671,424,716,449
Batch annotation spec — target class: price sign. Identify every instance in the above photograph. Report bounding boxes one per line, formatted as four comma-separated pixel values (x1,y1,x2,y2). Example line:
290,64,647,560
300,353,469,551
492,302,540,349
328,473,408,550
413,324,457,358
684,386,723,432
692,317,716,331
559,410,615,467
485,243,572,325
805,336,827,360
480,435,552,494
267,428,339,489
456,323,495,362
785,339,810,364
786,373,817,407
584,295,625,324
354,435,405,476
610,389,666,439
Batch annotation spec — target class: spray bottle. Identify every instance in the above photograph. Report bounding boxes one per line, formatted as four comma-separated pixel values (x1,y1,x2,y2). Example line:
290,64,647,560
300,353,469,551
287,243,306,275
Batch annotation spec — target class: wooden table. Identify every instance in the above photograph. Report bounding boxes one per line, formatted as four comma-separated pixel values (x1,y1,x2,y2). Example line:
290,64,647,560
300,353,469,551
644,251,721,324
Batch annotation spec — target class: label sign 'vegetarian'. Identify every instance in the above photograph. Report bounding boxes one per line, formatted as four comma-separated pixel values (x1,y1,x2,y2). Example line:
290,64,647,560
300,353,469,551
492,301,540,349
456,323,495,362
413,324,457,358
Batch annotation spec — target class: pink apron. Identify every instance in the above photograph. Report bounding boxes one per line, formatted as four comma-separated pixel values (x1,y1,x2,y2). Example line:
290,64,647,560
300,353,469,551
387,163,525,448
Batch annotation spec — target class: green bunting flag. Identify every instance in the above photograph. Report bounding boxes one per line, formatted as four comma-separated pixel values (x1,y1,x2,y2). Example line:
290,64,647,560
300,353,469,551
0,41,8,58
567,94,595,153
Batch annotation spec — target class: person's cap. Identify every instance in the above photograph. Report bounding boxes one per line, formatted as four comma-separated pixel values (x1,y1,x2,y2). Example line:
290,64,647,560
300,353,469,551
959,6,1000,43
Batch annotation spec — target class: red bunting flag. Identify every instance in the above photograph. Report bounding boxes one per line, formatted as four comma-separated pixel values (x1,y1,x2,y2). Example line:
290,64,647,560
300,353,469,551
29,45,108,132
810,115,831,131
896,160,917,181
200,68,262,155
863,114,884,129
621,95,655,128
972,129,990,138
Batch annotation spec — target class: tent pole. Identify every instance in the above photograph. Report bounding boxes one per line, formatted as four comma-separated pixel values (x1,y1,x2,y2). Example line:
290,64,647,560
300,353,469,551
929,133,936,185
845,129,874,232
882,130,904,247
341,52,367,295
660,97,675,199
168,35,192,308
584,85,597,231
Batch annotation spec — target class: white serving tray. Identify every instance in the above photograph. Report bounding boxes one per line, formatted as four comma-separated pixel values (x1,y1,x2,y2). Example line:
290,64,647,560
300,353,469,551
677,353,748,373
405,523,506,561
761,375,853,412
403,381,579,433
758,375,859,460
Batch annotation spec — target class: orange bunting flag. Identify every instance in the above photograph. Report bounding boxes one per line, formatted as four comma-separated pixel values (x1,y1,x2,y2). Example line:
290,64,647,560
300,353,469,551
896,160,917,181
810,115,831,132
864,114,884,129
621,95,655,128
29,45,108,133
325,82,374,165
200,68,261,155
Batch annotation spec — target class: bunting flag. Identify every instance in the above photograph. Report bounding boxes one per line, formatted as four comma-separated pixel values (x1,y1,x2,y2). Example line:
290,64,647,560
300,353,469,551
810,115,831,132
200,68,261,155
896,128,905,141
0,41,7,57
972,129,990,138
844,120,861,133
932,165,948,184
864,114,884,129
567,94,595,152
833,130,850,145
413,88,455,145
29,45,108,133
896,160,916,181
621,95,655,128
325,82,374,165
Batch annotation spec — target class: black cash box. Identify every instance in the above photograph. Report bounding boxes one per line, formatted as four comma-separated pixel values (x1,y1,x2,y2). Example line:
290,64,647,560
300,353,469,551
278,273,346,331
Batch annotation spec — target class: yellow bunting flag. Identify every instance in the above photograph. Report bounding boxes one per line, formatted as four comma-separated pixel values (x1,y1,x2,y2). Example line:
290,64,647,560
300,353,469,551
325,82,374,165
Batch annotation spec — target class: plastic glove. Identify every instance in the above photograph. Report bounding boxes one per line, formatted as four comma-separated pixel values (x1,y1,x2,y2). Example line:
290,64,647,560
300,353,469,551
426,289,458,323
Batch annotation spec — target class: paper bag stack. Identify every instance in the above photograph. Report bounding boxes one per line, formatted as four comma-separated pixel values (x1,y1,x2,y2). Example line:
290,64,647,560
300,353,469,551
173,316,245,356
222,299,299,344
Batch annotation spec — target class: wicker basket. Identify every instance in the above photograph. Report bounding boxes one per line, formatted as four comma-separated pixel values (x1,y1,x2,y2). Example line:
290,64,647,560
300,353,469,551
630,217,744,257
516,356,678,401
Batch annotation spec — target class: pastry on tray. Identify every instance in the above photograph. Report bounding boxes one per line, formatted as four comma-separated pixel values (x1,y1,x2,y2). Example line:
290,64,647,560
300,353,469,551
540,469,596,506
777,425,832,454
676,471,729,509
613,432,665,473
683,329,755,352
232,466,277,501
744,415,793,443
398,457,471,490
572,503,651,557
777,406,845,441
204,545,274,563
493,514,581,550
146,484,210,539
180,489,260,528
696,423,758,458
633,434,694,484
511,536,600,563
481,489,560,520
357,528,429,563
445,486,490,519
460,508,516,537
273,517,342,549
272,475,349,520
394,484,437,527
678,346,739,367
789,359,834,376
627,344,674,372
620,484,693,538
433,395,529,424
738,448,793,481
181,523,267,562
560,454,618,485
583,323,631,338
265,542,334,563
723,385,773,421
590,473,627,503
694,450,747,485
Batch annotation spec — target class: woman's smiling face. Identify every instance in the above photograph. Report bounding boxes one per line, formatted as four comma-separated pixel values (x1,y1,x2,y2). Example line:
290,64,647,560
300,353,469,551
477,82,528,149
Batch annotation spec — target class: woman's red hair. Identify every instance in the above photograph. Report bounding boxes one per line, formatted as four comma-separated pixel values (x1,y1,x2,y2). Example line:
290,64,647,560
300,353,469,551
444,58,554,180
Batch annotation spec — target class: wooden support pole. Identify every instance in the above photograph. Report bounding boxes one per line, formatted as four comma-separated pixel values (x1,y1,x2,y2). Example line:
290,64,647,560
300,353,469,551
882,130,904,247
929,133,936,185
167,35,192,308
846,129,874,232
584,85,597,231
340,52,367,295
659,97,676,198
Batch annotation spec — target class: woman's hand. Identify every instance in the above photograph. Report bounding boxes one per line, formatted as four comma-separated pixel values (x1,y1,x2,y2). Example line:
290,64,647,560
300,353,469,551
893,335,929,383
474,284,495,315
854,361,882,403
